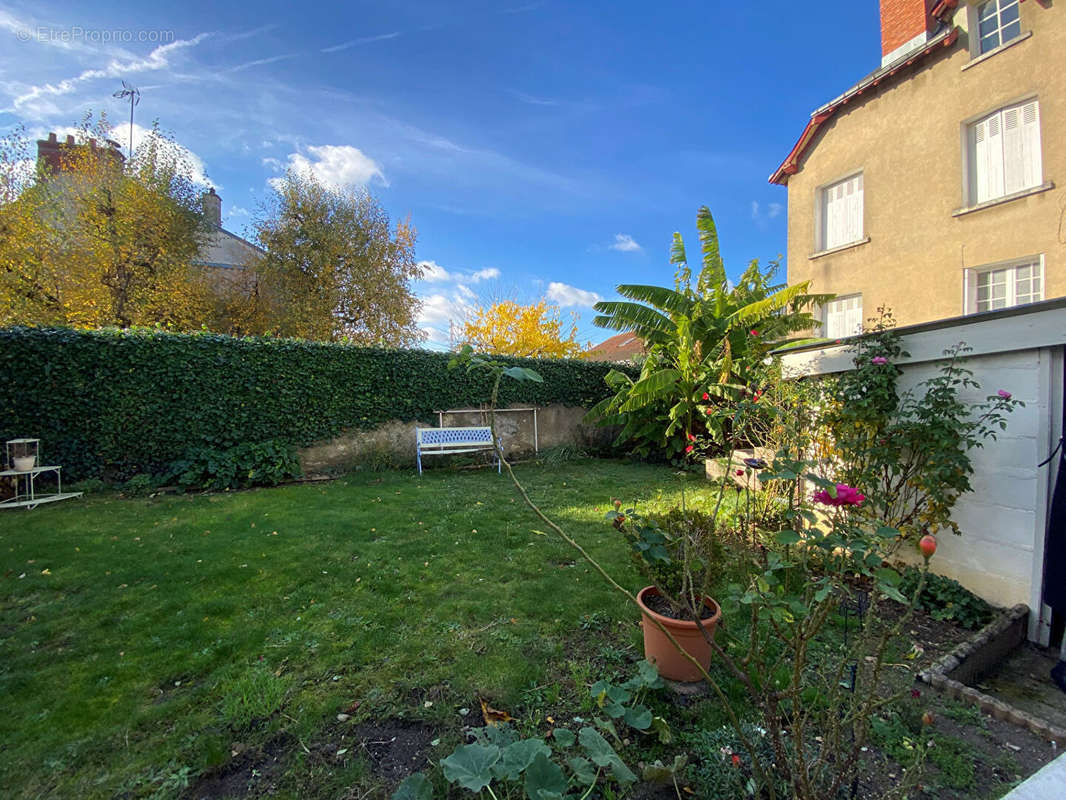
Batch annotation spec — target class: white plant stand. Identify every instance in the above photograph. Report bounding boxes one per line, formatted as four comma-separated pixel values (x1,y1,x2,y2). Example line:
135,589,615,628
1,439,82,510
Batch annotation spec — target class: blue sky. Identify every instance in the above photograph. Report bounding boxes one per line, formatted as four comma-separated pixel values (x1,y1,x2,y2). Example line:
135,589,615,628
0,0,883,348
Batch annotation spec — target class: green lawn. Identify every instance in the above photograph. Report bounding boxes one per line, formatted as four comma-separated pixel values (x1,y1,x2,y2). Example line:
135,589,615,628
0,460,719,799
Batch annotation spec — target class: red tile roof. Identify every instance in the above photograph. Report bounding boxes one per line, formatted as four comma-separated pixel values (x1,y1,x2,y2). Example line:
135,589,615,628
586,331,646,362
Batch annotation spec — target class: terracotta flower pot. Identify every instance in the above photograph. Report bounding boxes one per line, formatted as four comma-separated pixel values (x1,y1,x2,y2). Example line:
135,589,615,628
637,585,721,682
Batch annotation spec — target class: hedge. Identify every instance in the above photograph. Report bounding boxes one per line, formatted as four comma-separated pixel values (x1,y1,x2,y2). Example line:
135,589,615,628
0,326,633,480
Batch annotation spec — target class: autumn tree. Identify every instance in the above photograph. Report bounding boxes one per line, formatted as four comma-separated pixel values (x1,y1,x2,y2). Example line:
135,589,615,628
458,299,587,359
0,117,213,329
250,172,423,346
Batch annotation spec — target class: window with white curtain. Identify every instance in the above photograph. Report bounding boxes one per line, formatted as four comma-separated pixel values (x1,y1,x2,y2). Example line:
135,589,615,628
822,294,863,339
965,257,1043,314
819,173,863,251
967,99,1042,205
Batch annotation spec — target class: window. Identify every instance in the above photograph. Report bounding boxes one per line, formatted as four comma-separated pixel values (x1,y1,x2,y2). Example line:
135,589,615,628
819,173,863,251
967,99,1041,205
965,257,1044,314
823,294,863,339
976,0,1021,54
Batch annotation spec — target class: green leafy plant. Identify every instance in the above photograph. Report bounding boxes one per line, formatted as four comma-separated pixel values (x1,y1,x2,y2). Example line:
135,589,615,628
684,722,791,799
898,566,994,629
609,506,725,619
121,473,159,497
585,206,828,459
172,439,300,490
394,721,637,800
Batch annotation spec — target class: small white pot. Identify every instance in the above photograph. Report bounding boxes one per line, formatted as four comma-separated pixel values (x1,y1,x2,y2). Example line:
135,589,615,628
13,455,36,471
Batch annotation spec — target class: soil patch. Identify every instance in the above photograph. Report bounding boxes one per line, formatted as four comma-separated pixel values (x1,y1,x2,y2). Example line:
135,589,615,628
184,732,292,800
642,591,715,621
351,719,436,782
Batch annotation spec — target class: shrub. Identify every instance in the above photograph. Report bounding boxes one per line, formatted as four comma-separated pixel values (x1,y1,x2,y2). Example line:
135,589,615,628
0,326,630,480
898,566,994,629
172,440,301,491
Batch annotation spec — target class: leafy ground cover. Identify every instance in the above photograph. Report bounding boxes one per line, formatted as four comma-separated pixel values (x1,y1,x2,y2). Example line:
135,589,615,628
1,460,1059,799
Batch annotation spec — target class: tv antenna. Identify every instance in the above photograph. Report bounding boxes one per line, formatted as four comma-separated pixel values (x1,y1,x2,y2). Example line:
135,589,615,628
112,81,140,161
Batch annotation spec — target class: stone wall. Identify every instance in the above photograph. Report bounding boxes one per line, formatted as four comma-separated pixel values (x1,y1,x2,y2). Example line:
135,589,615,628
297,404,613,475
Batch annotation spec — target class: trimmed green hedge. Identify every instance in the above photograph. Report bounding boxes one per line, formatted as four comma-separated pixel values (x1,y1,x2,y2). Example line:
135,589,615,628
0,327,632,480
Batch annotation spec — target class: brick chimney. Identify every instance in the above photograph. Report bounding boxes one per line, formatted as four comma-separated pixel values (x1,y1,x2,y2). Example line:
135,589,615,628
37,132,124,175
202,187,222,227
879,0,934,66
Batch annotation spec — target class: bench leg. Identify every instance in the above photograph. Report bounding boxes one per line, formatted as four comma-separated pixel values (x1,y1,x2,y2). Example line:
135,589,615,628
417,447,422,476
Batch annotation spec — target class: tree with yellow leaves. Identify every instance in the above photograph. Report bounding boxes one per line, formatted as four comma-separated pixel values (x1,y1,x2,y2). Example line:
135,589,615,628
0,117,214,329
458,299,587,359
249,171,424,346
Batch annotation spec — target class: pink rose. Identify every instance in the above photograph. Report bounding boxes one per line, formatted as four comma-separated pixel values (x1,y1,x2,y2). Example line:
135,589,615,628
997,389,1011,399
813,483,865,507
871,356,888,365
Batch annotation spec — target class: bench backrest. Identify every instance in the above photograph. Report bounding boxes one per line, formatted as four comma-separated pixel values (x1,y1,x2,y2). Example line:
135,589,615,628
417,426,494,446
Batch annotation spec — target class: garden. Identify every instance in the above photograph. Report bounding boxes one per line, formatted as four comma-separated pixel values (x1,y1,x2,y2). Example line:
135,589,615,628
1,209,1061,799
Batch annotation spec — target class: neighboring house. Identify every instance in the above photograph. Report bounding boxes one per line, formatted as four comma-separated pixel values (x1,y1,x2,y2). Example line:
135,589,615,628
36,133,262,277
586,331,646,363
195,187,263,275
771,0,1064,338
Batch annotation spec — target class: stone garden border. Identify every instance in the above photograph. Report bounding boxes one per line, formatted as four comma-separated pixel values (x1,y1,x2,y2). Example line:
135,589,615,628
917,604,1066,744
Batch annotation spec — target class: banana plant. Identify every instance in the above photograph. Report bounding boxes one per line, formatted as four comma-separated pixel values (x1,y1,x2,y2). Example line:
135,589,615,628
586,206,829,456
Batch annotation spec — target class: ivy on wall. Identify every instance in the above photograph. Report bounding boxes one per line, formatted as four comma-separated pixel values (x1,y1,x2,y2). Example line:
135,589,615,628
0,327,634,480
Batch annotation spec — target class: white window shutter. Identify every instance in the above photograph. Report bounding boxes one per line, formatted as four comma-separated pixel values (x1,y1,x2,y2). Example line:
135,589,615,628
1002,105,1027,194
974,112,1004,203
825,305,844,338
847,174,863,243
1019,100,1042,191
845,298,863,335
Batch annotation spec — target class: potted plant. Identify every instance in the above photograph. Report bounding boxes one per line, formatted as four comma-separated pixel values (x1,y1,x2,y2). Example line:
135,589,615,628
607,504,723,682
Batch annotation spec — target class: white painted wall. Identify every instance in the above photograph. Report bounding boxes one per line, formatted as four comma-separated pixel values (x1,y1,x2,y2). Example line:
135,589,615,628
779,302,1066,638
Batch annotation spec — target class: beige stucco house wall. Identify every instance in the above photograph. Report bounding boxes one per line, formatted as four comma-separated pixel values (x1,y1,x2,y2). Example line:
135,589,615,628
774,0,1065,332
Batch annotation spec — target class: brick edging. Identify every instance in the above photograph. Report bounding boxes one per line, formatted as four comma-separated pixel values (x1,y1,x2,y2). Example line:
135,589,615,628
917,604,1066,745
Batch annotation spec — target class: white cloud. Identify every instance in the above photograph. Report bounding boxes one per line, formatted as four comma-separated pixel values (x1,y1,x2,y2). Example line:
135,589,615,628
417,260,499,285
322,32,401,53
470,267,500,282
547,281,602,308
11,33,211,114
225,205,250,219
608,233,641,252
272,144,386,191
751,200,784,224
418,290,476,349
418,259,453,282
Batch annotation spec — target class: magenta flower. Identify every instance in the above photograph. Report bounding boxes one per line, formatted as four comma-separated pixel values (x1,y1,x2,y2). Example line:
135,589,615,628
997,389,1012,399
871,356,888,365
813,483,866,507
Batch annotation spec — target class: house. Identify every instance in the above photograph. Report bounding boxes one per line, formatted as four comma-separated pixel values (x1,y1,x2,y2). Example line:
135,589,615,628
771,0,1064,338
586,331,646,363
36,133,262,275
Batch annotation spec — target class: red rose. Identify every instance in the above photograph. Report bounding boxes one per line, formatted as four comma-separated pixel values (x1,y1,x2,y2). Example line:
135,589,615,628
731,754,741,767
702,392,710,401
750,329,758,337
685,445,694,454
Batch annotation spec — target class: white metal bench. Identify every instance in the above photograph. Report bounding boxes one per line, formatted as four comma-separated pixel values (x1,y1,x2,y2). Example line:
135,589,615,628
415,426,501,475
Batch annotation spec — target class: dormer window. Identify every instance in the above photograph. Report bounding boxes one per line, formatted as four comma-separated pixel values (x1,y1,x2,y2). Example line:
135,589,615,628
976,0,1021,54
